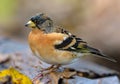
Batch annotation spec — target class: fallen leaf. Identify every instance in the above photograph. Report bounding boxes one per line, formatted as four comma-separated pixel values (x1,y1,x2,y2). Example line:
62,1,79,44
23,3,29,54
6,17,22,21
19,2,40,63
0,67,32,84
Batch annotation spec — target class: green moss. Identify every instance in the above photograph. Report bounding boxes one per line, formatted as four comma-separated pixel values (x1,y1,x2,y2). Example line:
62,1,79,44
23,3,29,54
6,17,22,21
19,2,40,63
0,0,18,22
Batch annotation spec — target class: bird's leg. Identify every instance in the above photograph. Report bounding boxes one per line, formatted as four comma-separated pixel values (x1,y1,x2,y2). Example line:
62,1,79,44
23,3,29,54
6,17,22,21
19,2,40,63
32,65,55,83
32,65,61,82
49,64,61,71
41,65,61,74
41,65,55,72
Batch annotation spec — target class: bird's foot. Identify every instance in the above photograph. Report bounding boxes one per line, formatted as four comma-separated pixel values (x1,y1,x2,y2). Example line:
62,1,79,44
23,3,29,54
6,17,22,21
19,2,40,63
32,65,61,83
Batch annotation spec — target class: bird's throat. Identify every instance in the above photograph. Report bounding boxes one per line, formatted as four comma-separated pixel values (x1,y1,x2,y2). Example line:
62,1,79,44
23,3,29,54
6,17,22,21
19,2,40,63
32,28,44,34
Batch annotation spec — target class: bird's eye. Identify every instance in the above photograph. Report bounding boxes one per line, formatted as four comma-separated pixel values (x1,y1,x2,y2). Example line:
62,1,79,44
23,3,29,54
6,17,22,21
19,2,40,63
31,17,36,23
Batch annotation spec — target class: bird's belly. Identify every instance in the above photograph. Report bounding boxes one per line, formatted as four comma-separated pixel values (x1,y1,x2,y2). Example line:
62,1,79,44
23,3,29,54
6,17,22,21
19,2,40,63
34,48,77,65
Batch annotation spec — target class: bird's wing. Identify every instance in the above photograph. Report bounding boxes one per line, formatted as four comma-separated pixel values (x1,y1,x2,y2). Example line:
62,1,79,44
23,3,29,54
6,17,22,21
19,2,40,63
54,26,86,51
54,26,90,52
54,27,116,62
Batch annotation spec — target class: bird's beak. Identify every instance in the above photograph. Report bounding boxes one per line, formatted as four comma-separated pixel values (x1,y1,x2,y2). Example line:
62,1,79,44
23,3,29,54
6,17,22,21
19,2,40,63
25,20,36,28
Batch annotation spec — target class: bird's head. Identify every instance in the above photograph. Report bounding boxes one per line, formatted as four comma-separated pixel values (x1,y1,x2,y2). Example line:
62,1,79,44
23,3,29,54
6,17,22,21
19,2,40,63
25,13,53,33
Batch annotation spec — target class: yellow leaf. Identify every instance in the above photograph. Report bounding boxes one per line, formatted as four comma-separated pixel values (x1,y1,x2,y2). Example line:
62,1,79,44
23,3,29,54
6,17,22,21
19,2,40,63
0,67,32,84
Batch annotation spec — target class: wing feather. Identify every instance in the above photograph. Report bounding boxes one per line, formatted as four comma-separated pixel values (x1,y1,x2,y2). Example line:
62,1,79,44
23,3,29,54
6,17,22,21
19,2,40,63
54,27,116,62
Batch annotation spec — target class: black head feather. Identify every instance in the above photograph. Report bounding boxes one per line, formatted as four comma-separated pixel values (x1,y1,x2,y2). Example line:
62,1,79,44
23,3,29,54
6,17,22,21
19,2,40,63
30,13,51,28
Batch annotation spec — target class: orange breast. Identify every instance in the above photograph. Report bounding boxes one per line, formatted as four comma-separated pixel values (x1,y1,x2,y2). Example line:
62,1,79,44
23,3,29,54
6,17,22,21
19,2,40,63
28,29,77,64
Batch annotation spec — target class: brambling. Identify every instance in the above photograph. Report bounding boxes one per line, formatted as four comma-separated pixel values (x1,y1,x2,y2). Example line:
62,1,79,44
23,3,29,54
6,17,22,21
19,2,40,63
25,13,116,69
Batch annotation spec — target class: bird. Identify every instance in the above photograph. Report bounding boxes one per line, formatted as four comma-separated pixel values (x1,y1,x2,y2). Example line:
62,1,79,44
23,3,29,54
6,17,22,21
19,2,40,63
25,13,116,70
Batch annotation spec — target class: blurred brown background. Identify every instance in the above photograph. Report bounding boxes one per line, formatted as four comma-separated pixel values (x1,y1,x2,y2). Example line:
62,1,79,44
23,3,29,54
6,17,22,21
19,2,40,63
0,0,120,72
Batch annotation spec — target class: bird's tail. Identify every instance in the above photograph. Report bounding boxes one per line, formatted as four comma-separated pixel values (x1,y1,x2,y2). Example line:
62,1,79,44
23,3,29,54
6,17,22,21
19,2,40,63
87,46,117,62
